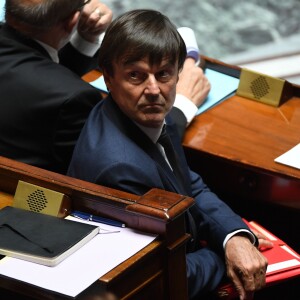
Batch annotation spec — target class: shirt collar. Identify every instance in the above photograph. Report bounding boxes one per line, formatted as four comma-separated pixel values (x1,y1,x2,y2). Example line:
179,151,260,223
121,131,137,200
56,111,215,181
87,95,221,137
35,40,59,63
134,121,165,144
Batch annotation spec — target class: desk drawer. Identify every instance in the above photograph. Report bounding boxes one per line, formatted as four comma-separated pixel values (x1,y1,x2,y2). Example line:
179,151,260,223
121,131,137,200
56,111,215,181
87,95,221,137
184,147,300,253
184,147,300,209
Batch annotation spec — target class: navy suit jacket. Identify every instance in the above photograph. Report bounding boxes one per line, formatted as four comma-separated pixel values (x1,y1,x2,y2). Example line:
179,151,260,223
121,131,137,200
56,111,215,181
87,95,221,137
0,23,102,174
68,96,249,299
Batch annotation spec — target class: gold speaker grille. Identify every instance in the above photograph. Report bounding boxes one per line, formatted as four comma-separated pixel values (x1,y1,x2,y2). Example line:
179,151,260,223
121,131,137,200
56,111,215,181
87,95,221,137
27,189,48,212
250,76,270,99
236,68,286,107
13,181,71,217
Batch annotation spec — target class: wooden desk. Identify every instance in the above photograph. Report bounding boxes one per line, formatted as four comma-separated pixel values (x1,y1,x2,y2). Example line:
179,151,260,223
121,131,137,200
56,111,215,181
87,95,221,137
183,56,300,252
0,156,194,300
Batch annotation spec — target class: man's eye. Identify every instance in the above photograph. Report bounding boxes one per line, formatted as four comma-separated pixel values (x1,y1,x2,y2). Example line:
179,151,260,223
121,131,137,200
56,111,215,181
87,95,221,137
129,71,139,79
156,70,171,81
127,71,146,84
159,71,169,77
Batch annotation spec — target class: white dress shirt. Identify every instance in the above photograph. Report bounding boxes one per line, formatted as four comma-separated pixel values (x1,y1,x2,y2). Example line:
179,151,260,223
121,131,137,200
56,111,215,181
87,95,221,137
36,31,103,63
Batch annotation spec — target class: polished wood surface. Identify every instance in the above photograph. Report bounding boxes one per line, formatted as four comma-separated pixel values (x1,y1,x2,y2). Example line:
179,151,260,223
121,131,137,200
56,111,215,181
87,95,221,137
0,156,193,300
82,69,102,82
183,56,300,209
183,56,300,256
0,190,12,208
184,95,300,179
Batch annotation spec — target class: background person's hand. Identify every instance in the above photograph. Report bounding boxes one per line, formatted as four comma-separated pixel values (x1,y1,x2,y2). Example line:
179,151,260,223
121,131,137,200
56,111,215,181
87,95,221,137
78,0,113,43
176,58,211,108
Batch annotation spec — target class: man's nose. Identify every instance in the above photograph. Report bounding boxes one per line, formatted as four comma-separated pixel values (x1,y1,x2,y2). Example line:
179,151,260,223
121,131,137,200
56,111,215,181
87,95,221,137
144,75,160,94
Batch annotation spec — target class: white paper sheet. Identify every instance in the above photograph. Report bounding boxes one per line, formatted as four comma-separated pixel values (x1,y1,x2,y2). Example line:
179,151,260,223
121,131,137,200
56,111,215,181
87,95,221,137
274,143,300,170
0,217,157,297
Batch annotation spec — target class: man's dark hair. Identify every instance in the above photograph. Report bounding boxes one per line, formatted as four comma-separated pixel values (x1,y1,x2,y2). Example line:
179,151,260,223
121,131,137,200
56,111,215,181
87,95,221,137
5,0,85,29
98,9,187,76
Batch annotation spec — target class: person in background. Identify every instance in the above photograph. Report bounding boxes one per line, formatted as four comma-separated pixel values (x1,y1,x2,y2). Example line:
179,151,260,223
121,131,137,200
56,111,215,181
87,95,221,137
0,0,209,174
67,9,272,300
0,0,112,174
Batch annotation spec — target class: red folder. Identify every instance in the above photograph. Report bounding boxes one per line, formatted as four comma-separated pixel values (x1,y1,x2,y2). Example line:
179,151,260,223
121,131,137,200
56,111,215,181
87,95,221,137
214,220,300,299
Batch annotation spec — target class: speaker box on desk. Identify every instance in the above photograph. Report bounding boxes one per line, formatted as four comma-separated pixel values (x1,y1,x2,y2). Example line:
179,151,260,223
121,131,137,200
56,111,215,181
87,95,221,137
12,181,71,218
236,68,294,107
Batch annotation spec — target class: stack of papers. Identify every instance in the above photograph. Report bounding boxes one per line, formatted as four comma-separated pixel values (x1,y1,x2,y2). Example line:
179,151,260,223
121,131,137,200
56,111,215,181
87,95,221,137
215,219,300,299
248,220,300,281
0,216,157,297
197,68,240,115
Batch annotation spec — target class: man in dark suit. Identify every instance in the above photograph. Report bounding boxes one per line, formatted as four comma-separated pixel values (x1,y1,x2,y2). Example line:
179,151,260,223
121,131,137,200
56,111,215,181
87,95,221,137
68,9,270,300
0,0,113,174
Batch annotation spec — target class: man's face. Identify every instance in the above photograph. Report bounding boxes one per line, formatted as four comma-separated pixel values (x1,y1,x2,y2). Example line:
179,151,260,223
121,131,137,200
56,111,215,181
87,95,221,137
104,57,179,128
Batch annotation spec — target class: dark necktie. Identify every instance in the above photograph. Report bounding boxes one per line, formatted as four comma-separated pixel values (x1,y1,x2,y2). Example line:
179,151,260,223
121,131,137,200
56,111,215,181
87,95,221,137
158,125,198,251
157,125,186,190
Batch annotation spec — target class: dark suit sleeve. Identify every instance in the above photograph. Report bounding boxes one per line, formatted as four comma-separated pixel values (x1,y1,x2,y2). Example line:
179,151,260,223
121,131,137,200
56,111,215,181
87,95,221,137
53,88,102,174
58,43,99,76
187,247,225,300
93,160,165,196
188,169,249,254
166,121,250,251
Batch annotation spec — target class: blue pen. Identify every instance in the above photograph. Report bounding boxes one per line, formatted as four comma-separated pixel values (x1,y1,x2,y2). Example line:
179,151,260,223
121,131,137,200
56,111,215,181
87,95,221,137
71,211,126,228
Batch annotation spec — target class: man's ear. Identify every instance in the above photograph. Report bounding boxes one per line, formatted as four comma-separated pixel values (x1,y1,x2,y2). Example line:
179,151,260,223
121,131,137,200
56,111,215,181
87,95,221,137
64,11,80,34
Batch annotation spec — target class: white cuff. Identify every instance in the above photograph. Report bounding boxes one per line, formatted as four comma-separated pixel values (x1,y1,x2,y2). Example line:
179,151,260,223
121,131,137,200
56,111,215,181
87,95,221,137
174,94,198,125
70,31,105,57
223,229,256,249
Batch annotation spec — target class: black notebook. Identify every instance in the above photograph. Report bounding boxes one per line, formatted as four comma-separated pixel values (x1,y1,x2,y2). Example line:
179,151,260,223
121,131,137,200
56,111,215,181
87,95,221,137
0,206,99,267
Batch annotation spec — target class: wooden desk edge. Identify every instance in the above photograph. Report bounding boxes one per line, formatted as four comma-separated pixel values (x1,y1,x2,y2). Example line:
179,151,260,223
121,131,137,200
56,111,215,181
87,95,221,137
0,156,194,225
